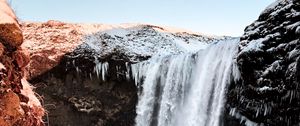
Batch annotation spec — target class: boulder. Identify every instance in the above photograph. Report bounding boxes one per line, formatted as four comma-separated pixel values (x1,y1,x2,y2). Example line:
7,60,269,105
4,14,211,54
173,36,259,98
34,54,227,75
0,0,23,49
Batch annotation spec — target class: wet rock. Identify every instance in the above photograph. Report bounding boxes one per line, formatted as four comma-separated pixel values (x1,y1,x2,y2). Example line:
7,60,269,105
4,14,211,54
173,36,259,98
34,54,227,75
29,58,137,126
229,0,300,125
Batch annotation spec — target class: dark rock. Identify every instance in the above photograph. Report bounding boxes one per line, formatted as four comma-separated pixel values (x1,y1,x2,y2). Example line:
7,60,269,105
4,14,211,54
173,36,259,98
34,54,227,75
228,0,300,125
29,55,138,126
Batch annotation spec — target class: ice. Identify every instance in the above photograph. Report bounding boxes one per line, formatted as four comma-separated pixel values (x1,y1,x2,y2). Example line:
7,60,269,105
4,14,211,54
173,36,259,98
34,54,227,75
94,58,109,81
240,38,265,53
78,24,225,61
230,108,261,126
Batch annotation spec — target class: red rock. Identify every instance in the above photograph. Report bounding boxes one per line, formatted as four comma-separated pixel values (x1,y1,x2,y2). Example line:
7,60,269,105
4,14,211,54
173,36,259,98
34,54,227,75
0,42,4,57
0,0,23,49
0,91,25,126
43,20,66,27
13,48,30,68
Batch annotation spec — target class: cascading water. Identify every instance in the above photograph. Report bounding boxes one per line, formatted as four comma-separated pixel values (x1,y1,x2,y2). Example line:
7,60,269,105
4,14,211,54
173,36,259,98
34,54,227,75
133,38,240,126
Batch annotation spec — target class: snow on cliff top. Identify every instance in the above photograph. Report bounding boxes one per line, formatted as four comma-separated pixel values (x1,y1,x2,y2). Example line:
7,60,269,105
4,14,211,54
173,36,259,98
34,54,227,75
21,21,228,62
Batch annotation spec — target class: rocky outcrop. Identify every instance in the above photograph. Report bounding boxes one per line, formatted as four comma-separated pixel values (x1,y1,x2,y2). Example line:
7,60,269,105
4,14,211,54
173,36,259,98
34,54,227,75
229,0,300,125
29,57,137,126
21,21,223,125
0,0,23,49
0,1,44,126
21,21,226,79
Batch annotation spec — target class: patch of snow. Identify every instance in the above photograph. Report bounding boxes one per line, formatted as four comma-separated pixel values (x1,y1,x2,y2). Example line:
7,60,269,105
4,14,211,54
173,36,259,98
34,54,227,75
105,28,130,37
288,49,300,60
258,86,275,92
286,21,300,30
76,24,223,61
22,22,228,62
260,0,282,15
173,38,208,52
296,26,300,34
270,2,293,17
240,38,265,53
262,60,282,77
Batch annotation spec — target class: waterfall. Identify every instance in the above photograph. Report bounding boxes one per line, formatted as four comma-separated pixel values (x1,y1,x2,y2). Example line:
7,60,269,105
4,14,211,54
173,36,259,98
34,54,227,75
133,38,240,126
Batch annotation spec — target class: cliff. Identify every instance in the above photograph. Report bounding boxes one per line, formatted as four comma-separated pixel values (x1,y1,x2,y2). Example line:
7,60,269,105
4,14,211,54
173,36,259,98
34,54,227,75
0,1,44,126
21,21,224,125
229,0,300,125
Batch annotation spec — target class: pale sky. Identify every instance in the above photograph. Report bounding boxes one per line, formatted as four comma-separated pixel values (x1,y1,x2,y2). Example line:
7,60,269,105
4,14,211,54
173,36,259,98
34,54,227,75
10,0,275,36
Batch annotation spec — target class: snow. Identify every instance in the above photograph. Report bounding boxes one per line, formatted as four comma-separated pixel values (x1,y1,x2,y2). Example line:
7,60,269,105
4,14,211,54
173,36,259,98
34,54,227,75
240,32,281,54
296,26,300,34
288,49,300,60
260,0,281,15
270,2,293,16
240,38,265,53
75,23,224,61
258,86,275,92
21,22,229,79
261,60,282,77
286,21,300,30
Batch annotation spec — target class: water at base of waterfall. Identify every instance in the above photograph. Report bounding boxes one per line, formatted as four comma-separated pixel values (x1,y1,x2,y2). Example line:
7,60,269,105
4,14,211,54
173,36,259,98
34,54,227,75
132,38,240,126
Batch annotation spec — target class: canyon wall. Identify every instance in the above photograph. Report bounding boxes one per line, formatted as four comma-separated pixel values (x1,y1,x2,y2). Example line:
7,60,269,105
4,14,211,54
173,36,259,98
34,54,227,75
0,1,44,126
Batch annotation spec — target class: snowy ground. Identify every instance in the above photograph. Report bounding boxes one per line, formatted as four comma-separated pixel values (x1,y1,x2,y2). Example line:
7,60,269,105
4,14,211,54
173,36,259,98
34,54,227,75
22,21,230,62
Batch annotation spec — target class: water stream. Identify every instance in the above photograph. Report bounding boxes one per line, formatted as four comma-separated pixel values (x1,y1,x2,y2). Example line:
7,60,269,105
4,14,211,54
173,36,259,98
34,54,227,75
133,39,240,126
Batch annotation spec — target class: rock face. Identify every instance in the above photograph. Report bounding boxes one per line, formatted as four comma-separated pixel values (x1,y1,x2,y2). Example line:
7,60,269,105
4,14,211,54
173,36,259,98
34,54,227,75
0,1,23,49
30,58,138,126
0,1,44,126
21,21,227,79
229,0,300,125
22,22,223,125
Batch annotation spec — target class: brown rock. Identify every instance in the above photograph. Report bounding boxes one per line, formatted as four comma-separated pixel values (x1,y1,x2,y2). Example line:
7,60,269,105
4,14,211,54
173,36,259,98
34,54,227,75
43,20,66,27
0,42,4,57
0,0,23,48
0,91,25,126
13,48,30,68
0,23,23,49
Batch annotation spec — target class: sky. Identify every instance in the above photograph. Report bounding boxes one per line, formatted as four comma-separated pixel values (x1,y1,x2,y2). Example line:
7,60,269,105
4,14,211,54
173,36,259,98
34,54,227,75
10,0,275,36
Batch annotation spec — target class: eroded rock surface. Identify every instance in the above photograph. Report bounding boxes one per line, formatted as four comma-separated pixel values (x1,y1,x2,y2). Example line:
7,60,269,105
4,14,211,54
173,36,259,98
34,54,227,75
0,1,44,125
229,0,300,125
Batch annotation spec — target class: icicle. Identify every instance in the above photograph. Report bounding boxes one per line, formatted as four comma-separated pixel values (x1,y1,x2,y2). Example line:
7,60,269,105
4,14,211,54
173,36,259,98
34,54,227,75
135,38,241,126
93,57,109,81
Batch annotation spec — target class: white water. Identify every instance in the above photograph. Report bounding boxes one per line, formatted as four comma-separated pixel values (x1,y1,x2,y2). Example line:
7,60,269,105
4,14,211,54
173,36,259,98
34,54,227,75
133,38,240,126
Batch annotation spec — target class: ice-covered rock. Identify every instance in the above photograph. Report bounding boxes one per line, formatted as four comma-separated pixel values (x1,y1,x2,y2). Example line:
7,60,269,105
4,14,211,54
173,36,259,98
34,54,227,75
229,0,300,125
